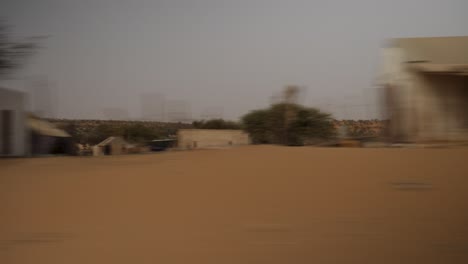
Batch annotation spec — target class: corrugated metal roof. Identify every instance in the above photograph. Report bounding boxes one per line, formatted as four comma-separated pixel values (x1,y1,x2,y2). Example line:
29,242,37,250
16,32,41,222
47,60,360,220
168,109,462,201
96,136,127,147
28,117,71,138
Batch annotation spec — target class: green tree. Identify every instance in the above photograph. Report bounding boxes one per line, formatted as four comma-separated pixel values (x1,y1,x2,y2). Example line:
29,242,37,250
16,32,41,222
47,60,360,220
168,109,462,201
241,109,272,144
192,119,241,130
122,123,161,143
242,103,334,146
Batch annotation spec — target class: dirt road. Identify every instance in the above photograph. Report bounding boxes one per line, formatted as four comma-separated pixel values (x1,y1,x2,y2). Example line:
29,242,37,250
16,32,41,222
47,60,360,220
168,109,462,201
1,146,468,263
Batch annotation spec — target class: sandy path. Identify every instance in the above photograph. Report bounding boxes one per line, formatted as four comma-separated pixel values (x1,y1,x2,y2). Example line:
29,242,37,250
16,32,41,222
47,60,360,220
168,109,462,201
1,146,468,263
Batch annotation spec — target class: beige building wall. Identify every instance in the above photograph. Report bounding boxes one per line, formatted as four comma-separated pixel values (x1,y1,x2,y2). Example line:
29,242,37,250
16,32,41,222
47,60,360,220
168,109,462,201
415,74,468,141
93,137,127,156
178,129,250,149
380,37,468,143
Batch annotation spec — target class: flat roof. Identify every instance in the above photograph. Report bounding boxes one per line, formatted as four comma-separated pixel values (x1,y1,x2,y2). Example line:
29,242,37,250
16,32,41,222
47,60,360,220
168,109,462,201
394,36,468,65
407,63,468,75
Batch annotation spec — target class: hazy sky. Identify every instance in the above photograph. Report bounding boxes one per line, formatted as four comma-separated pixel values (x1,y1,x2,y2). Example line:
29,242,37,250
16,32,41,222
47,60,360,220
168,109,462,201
1,0,468,120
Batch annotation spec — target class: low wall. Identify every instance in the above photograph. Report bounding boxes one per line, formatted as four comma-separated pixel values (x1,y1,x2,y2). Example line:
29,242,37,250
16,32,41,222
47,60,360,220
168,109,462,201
178,129,250,149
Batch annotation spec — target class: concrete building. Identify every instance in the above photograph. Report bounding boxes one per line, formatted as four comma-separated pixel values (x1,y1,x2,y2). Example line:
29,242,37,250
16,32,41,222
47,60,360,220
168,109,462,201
178,129,250,149
92,137,128,156
0,88,29,156
380,36,468,143
1,88,74,157
166,100,191,123
28,115,73,155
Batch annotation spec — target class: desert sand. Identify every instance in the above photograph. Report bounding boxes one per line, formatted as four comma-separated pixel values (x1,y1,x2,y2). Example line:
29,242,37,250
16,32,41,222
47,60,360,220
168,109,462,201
1,145,468,264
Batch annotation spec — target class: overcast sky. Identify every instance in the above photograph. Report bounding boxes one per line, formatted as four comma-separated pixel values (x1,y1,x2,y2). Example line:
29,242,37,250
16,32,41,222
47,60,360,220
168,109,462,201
1,0,468,120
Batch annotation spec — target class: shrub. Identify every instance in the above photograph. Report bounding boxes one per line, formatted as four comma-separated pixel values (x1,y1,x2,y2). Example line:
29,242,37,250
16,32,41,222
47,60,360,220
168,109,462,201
242,103,334,146
192,119,241,130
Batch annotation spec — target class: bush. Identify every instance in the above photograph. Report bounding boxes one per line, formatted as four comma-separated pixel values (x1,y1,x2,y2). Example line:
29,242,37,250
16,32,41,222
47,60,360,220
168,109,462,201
88,124,123,144
87,123,161,144
241,109,272,144
122,123,161,143
242,103,335,146
192,119,241,130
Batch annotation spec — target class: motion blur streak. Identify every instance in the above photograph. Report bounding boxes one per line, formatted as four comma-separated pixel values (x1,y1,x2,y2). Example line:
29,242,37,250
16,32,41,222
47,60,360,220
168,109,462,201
1,1,468,263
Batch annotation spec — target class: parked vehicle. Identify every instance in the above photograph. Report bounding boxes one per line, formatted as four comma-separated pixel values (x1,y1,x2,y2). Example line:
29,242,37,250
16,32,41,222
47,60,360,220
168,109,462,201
148,139,176,151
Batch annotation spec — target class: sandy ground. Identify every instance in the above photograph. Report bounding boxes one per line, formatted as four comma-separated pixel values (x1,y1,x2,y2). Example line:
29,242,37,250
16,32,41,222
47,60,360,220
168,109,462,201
1,145,468,264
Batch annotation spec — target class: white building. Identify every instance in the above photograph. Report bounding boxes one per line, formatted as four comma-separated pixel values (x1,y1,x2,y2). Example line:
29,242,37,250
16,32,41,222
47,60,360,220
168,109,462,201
141,93,165,121
0,88,29,156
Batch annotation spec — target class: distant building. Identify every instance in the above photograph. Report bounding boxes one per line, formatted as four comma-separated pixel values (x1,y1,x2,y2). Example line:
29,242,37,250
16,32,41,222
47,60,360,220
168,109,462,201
28,77,57,118
178,129,250,149
0,88,28,156
200,107,223,120
380,36,468,143
141,93,165,121
166,100,191,123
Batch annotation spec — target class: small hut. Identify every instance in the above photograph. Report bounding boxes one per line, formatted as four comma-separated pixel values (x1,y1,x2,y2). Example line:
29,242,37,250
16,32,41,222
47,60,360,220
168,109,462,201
92,137,128,156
